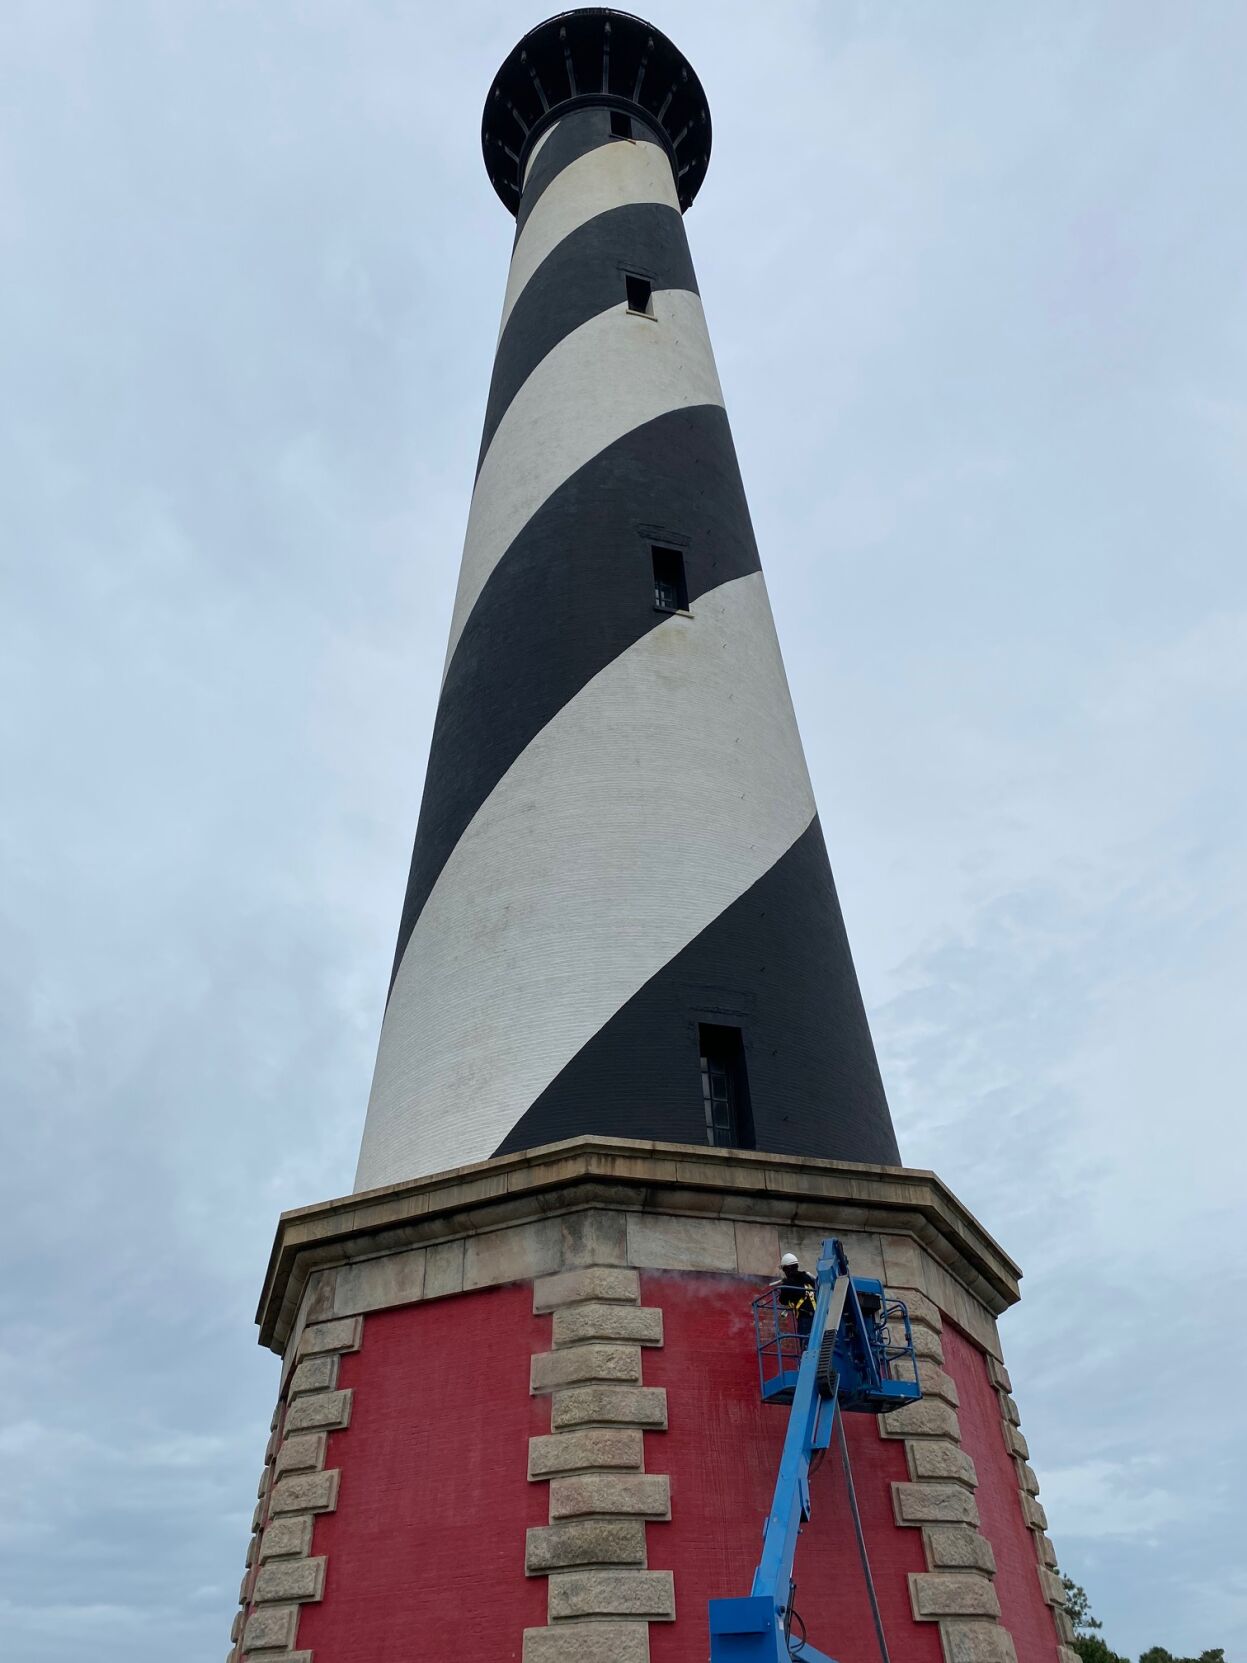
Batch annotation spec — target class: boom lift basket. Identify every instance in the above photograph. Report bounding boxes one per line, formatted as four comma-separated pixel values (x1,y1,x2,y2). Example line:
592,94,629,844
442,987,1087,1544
752,1280,920,1408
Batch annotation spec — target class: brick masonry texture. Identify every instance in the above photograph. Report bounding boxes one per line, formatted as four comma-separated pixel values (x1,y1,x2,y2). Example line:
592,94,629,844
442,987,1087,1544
294,1283,550,1662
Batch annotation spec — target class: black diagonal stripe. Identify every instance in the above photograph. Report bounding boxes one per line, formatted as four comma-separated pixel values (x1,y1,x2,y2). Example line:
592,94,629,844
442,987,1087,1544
493,816,901,1167
387,403,758,997
479,201,697,472
516,108,615,234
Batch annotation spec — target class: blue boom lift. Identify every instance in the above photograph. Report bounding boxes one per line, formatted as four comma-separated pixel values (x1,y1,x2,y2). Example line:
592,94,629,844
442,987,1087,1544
707,1238,923,1663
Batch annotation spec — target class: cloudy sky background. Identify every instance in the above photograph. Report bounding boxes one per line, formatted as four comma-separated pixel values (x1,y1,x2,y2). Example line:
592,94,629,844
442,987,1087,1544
3,2,1244,1658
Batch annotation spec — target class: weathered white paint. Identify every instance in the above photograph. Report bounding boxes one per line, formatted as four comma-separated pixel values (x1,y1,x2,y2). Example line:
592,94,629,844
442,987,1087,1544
500,135,678,337
521,120,560,188
448,288,722,675
356,571,817,1191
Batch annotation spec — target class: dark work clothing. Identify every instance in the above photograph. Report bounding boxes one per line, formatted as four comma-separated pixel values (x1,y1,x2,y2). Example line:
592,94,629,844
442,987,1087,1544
779,1269,817,1342
778,1269,817,1311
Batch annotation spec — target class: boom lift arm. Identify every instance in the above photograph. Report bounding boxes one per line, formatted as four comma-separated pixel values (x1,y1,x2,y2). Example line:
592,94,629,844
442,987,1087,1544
707,1238,922,1663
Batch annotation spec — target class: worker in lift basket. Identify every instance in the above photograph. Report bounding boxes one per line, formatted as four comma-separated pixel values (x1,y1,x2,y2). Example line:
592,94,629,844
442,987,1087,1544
776,1252,817,1345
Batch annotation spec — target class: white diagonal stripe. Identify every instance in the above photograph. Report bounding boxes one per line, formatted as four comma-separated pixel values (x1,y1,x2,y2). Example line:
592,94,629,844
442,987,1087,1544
521,120,560,188
448,287,723,677
500,135,679,338
356,570,817,1191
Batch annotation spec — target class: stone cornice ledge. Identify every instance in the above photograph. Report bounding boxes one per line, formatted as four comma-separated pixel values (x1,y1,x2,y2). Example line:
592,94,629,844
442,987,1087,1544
257,1137,1021,1352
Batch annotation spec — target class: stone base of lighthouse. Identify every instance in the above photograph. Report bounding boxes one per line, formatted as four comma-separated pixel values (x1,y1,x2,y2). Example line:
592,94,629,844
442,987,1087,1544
230,1139,1076,1663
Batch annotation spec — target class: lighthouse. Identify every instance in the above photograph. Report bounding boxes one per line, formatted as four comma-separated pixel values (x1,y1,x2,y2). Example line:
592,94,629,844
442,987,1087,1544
232,15,1076,1663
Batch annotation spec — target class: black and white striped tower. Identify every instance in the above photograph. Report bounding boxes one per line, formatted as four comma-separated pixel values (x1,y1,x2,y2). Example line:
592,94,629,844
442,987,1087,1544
354,9,901,1193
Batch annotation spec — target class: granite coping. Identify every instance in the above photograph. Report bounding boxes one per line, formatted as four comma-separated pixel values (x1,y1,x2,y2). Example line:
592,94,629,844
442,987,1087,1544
256,1136,1021,1352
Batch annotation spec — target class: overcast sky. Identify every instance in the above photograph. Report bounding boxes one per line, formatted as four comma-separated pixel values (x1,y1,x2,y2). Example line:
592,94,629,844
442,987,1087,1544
3,3,1244,1659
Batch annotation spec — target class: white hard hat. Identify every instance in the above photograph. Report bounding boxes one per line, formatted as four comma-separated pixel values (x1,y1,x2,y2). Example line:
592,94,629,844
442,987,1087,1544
780,1253,799,1267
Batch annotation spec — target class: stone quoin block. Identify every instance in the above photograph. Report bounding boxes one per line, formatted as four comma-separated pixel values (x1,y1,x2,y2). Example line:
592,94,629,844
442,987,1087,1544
912,1357,960,1406
1020,1492,1048,1531
531,1343,643,1393
1017,1459,1041,1495
242,1603,299,1650
522,1621,651,1663
988,1355,1013,1393
252,1555,326,1604
528,1429,645,1479
1002,1421,1029,1459
908,1439,979,1488
909,1570,1002,1619
885,1284,942,1332
893,1481,980,1527
288,1353,339,1399
1000,1392,1022,1427
1038,1564,1067,1605
552,1303,663,1347
547,1569,675,1621
534,1266,640,1312
551,1385,668,1431
940,1622,1020,1663
879,1397,960,1441
256,1465,271,1500
259,1514,314,1561
283,1388,353,1434
269,1468,340,1516
909,1322,946,1363
297,1315,362,1358
274,1432,326,1477
548,1473,671,1521
525,1518,648,1574
922,1524,996,1574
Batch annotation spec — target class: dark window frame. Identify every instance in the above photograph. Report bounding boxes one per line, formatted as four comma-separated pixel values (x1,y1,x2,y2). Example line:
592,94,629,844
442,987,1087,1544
651,545,689,614
624,272,654,316
698,1023,756,1150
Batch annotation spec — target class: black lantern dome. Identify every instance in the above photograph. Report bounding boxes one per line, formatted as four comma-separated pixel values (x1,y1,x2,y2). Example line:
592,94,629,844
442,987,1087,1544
482,9,712,214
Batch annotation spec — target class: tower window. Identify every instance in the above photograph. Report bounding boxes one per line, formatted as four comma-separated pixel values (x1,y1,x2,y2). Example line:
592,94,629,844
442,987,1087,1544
610,111,634,140
652,546,688,613
699,1024,755,1149
625,273,653,316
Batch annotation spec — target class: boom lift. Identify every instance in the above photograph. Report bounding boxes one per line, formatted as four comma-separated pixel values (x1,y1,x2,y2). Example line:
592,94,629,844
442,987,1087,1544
707,1238,922,1663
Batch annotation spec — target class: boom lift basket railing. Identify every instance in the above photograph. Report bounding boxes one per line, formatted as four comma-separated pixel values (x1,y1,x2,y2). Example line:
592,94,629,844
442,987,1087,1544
752,1283,921,1407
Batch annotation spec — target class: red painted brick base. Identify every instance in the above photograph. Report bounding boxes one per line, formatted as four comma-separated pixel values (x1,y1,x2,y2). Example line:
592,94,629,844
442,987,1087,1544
296,1284,550,1662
